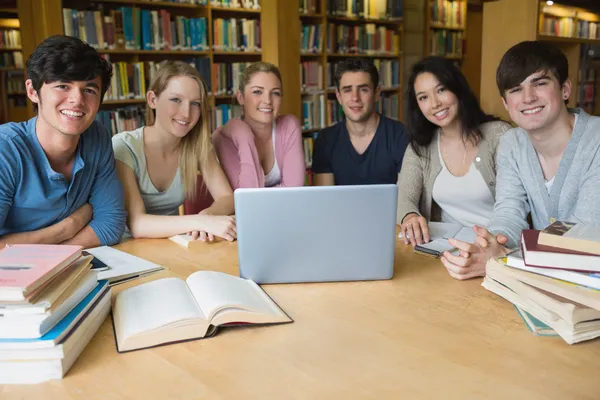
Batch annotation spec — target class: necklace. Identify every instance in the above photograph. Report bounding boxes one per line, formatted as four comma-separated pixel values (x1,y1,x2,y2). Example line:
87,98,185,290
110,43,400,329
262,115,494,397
440,131,467,175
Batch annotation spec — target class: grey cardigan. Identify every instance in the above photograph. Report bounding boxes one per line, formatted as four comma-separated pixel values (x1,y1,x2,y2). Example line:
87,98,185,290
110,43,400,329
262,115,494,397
488,108,600,248
396,120,512,225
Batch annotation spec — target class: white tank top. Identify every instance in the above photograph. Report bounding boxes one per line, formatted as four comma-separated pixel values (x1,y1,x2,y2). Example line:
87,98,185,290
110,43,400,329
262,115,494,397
432,138,495,227
264,123,281,187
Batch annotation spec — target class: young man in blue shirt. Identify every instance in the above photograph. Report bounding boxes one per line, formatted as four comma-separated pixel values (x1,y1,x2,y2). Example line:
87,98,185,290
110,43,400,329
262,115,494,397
311,58,408,185
0,35,126,248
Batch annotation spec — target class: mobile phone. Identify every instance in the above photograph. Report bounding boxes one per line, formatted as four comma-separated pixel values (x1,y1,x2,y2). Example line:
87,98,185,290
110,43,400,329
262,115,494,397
83,251,110,271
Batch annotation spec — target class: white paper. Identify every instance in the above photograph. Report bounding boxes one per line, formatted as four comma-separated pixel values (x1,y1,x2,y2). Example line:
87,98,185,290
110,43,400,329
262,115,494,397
85,246,166,281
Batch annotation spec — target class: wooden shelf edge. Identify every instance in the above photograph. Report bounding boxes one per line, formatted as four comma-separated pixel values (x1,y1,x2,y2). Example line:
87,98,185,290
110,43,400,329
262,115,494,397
326,15,403,25
210,6,261,14
92,0,207,9
429,23,465,31
537,34,600,45
99,49,210,55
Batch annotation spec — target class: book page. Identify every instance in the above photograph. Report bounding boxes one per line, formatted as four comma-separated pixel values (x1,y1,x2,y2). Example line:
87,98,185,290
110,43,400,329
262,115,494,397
186,271,282,321
113,277,205,340
564,224,600,242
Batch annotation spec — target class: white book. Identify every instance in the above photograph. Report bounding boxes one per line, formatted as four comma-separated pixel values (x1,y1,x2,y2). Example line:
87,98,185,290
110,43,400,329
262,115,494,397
0,287,110,362
113,271,292,352
0,288,111,384
84,246,166,285
0,271,97,339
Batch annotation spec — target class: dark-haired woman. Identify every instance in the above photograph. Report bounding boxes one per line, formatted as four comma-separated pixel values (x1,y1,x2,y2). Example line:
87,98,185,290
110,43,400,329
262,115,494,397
398,56,512,246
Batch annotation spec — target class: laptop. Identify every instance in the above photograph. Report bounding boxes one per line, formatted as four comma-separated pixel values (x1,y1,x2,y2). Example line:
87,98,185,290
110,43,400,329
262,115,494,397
234,184,398,284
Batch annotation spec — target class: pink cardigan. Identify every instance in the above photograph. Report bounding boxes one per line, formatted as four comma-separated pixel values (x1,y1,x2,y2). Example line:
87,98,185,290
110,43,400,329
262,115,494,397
212,114,306,189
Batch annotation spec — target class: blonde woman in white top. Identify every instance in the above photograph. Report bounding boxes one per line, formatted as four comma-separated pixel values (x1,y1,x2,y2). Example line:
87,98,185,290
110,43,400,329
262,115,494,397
112,61,236,242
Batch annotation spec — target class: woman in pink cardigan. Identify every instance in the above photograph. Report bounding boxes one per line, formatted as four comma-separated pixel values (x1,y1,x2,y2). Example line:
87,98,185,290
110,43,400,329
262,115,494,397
212,62,306,189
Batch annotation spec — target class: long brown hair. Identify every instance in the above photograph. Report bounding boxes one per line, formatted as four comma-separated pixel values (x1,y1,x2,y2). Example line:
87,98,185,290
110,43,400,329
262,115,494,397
145,60,211,200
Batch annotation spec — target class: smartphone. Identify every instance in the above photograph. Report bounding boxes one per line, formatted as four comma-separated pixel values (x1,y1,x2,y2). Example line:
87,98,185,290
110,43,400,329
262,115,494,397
83,251,110,272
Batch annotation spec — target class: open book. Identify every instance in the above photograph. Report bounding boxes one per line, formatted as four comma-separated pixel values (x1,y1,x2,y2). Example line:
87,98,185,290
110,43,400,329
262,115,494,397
399,222,476,257
112,271,292,352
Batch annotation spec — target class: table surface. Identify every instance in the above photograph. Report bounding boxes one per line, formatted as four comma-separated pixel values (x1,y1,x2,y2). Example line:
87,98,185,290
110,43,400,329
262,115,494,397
2,235,600,399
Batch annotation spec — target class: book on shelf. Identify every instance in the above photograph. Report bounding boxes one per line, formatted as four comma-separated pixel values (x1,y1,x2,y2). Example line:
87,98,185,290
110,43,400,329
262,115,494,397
0,30,21,49
398,222,476,258
0,281,111,384
0,244,83,302
430,0,464,28
325,0,402,19
112,271,292,352
326,23,400,55
520,229,600,272
62,8,209,52
538,221,600,256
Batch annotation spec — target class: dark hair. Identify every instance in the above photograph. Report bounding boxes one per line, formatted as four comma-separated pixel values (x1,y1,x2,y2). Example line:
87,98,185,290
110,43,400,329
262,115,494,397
406,56,498,157
496,40,569,98
333,58,379,90
26,35,113,108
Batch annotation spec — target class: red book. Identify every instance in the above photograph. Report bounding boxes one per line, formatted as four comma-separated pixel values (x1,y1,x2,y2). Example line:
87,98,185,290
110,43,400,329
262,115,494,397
520,230,600,273
0,245,83,302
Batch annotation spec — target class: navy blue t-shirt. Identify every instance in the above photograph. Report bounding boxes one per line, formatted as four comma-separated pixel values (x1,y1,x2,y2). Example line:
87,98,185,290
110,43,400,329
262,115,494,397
311,115,408,185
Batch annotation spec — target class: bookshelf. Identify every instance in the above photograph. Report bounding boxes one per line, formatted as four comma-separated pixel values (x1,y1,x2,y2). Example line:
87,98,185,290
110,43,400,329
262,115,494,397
0,8,26,124
536,2,600,112
425,0,467,61
299,0,404,175
56,0,265,134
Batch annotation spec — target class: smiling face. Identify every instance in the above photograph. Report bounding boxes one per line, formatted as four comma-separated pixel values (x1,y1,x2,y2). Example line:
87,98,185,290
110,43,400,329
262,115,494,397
148,75,202,139
335,71,379,123
26,77,102,138
413,72,459,129
502,69,571,133
237,71,282,125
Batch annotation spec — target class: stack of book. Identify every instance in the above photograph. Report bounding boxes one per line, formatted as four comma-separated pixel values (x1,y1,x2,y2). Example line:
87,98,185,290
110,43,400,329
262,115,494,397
0,245,111,384
483,221,600,345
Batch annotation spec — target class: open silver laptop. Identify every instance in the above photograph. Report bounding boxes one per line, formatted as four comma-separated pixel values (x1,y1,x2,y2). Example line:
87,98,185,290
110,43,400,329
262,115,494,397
234,184,398,284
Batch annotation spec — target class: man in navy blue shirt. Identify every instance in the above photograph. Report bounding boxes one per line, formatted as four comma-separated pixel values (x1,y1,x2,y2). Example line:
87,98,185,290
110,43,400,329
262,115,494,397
0,35,126,248
312,58,408,185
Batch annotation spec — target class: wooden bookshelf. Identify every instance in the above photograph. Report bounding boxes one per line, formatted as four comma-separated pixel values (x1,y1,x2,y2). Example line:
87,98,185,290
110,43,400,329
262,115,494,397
424,0,467,60
0,11,25,124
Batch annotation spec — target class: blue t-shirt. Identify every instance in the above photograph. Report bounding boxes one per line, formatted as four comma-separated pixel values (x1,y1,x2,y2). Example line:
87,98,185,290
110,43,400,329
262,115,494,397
311,115,408,185
0,117,126,245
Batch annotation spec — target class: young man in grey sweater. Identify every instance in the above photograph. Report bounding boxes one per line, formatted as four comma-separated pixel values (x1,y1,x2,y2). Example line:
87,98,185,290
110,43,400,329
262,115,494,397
441,40,600,280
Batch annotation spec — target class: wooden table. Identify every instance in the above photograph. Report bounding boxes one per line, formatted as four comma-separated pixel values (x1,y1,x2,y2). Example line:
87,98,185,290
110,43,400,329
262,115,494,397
2,237,600,399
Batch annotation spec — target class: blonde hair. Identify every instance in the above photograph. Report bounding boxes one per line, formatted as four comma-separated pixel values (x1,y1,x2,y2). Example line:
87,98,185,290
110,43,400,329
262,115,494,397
145,61,211,200
238,61,283,95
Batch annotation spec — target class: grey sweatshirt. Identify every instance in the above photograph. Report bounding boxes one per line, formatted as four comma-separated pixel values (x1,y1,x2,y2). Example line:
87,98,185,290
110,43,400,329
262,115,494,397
487,108,600,248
